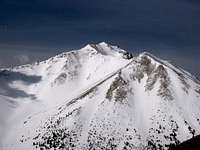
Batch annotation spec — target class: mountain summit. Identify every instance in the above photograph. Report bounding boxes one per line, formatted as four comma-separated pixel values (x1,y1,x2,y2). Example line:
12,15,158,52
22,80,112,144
0,43,200,150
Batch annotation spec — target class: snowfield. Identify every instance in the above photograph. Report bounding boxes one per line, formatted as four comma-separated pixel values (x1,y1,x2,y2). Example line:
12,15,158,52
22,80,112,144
0,42,200,150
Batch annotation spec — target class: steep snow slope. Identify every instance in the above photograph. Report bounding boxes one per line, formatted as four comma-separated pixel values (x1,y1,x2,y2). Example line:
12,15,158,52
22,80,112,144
0,42,200,150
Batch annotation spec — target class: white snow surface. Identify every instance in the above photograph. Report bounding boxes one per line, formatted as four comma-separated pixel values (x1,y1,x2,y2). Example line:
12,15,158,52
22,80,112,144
0,42,200,150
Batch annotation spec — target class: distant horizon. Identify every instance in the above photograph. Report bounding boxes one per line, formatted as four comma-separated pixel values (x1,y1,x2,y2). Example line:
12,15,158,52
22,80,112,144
0,42,199,78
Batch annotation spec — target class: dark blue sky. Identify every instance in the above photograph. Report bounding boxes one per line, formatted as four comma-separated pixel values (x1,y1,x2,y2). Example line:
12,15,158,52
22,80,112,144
0,0,200,76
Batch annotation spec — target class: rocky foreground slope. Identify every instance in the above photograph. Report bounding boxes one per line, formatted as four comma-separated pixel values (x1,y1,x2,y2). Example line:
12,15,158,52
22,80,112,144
0,42,200,150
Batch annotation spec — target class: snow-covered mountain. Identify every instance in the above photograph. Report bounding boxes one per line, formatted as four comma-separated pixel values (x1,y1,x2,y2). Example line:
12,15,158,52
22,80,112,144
0,42,200,150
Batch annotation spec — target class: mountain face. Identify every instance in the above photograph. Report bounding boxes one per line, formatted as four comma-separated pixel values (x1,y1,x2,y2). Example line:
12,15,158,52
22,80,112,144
0,42,200,150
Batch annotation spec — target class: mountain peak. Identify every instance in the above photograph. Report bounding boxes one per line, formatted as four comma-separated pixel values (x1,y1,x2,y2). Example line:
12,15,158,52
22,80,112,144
1,43,200,150
82,42,110,50
97,41,109,46
81,42,133,59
